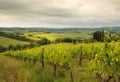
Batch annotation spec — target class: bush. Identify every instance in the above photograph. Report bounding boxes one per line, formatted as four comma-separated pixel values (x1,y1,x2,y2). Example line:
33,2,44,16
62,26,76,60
54,38,78,43
0,45,6,52
36,38,51,45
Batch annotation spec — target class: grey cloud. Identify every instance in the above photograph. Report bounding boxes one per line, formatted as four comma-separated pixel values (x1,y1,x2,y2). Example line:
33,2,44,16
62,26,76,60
0,0,27,11
33,8,75,18
0,0,75,18
0,0,120,27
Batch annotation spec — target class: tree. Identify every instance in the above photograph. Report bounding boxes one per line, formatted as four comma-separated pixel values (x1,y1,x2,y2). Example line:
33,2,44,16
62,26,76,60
53,38,62,43
36,38,51,45
62,38,73,43
93,30,104,42
54,38,78,44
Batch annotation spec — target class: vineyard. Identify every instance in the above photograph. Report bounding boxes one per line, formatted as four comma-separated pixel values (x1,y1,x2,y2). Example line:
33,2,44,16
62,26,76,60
1,42,120,82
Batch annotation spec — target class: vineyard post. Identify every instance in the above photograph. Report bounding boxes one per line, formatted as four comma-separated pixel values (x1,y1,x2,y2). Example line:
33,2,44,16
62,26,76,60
70,70,74,82
28,58,31,63
79,46,82,66
93,47,98,59
41,48,44,68
33,59,36,64
118,75,120,81
91,45,94,60
24,58,26,62
53,64,57,77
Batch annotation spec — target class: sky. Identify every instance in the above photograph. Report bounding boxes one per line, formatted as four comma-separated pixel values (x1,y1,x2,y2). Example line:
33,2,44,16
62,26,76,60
0,0,120,28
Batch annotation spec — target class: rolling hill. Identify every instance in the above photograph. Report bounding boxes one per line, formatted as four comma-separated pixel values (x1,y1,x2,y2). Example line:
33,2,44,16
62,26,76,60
0,36,29,47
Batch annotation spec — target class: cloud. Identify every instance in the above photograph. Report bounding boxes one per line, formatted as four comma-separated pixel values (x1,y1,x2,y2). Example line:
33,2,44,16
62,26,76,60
0,0,120,27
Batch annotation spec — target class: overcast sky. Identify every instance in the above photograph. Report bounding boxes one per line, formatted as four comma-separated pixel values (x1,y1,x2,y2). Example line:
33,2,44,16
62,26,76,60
0,0,120,28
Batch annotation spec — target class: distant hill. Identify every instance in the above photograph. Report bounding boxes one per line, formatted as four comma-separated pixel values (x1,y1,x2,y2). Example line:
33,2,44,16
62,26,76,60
101,27,120,30
0,26,120,33
100,27,120,33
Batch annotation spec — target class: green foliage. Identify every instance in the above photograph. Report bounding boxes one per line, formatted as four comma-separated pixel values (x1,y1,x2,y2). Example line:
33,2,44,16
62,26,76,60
53,38,77,43
111,33,120,41
36,38,51,45
104,35,111,42
93,30,104,42
1,42,120,82
89,43,120,81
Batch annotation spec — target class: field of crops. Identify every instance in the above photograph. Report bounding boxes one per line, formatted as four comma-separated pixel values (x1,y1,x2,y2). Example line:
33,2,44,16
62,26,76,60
0,36,29,47
2,42,120,82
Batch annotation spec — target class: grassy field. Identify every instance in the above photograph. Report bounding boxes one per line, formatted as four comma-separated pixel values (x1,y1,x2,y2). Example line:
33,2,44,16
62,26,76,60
23,31,93,41
23,32,67,41
0,36,29,47
0,55,53,82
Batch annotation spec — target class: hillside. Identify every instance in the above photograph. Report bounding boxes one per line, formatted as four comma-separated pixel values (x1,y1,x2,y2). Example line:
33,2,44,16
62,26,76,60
0,36,29,47
2,42,120,82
